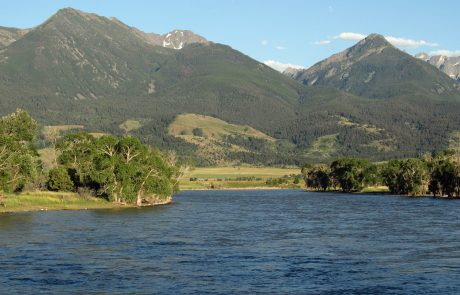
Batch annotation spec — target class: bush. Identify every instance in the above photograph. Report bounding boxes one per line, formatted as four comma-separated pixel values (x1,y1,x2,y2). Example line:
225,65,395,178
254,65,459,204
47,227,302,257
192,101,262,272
192,128,204,137
77,187,96,199
47,167,74,192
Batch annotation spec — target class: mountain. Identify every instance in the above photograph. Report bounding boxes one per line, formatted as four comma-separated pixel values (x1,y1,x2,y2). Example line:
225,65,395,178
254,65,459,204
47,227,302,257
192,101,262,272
1,10,460,165
0,8,307,165
0,26,29,48
108,17,208,49
416,52,460,82
283,34,460,161
282,67,302,77
287,34,460,99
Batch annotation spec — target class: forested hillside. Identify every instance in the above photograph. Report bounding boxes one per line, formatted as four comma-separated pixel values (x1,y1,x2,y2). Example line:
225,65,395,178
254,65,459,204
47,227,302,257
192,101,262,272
1,8,460,165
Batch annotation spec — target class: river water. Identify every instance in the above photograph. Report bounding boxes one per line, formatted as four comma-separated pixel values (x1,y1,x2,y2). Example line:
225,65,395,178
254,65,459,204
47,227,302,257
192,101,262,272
1,190,460,294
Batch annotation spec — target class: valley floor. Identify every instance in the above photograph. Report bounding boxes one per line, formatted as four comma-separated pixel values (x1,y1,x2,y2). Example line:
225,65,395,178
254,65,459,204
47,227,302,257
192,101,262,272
180,166,302,190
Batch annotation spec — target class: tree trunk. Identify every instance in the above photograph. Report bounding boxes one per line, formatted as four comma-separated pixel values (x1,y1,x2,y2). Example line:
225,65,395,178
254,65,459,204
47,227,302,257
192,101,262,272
136,191,142,206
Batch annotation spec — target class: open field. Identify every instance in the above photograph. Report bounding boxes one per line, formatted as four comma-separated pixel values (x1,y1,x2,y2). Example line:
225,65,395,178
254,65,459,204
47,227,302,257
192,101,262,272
119,119,142,133
185,166,300,179
0,191,129,213
169,113,274,141
180,166,302,190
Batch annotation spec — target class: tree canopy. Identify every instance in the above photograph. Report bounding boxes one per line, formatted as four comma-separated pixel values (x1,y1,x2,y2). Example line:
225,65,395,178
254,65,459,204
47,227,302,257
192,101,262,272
0,109,38,192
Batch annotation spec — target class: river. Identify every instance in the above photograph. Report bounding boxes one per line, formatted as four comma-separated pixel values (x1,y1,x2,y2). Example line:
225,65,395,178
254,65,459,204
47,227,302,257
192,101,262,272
1,190,460,294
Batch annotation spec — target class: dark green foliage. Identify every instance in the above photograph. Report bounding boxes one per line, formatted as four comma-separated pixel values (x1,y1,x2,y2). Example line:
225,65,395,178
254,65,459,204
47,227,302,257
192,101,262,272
265,177,288,186
56,132,180,204
303,151,460,197
0,109,39,192
427,151,460,197
47,167,73,191
302,164,330,191
329,158,372,192
381,159,428,195
57,132,96,187
192,128,204,137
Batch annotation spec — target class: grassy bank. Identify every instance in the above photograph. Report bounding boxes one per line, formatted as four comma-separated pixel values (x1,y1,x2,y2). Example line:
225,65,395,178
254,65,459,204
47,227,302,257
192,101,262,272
0,191,131,213
180,166,302,190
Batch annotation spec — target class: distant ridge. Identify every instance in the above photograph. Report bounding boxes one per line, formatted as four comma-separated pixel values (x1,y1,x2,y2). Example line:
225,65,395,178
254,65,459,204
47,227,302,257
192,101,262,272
286,33,460,99
416,52,460,82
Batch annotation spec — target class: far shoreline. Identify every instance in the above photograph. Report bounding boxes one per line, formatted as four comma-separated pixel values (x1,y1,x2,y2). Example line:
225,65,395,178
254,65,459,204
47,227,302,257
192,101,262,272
180,186,297,191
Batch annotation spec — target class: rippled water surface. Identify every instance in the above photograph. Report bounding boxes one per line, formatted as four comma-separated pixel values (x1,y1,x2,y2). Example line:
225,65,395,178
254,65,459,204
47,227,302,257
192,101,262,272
1,190,460,294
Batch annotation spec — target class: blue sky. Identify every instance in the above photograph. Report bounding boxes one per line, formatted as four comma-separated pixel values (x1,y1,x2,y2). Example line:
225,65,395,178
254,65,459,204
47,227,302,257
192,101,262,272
1,0,459,71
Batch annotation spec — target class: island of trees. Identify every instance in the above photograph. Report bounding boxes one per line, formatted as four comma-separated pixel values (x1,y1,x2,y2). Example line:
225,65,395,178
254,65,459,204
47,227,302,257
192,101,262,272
0,109,184,206
302,153,460,197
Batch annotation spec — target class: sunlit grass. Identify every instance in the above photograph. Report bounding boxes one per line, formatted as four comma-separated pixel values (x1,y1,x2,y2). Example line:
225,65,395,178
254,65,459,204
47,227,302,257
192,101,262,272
180,166,302,190
360,186,390,193
0,191,126,213
185,166,300,179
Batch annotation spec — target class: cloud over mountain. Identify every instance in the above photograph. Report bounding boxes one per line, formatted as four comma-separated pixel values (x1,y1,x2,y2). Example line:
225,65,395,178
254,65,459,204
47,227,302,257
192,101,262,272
315,32,438,49
263,60,304,72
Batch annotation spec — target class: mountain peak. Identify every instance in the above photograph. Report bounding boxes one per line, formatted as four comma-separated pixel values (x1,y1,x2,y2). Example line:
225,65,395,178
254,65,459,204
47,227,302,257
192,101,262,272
356,33,392,49
53,7,91,18
43,7,106,28
161,29,207,50
366,33,386,40
56,7,81,14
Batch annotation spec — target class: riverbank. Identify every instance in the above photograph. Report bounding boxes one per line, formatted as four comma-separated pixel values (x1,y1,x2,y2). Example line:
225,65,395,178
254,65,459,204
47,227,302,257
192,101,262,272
0,191,172,214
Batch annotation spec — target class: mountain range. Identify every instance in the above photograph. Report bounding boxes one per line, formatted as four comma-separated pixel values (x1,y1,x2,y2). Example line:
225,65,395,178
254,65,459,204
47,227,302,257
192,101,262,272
415,52,460,82
0,8,459,165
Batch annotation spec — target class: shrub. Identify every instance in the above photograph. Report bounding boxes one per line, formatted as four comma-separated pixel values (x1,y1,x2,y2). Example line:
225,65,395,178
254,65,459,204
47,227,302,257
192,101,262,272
192,128,204,137
47,167,74,192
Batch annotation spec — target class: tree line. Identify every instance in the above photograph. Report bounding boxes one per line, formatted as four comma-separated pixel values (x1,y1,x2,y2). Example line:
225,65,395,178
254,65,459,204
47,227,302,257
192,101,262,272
302,151,460,197
0,109,184,205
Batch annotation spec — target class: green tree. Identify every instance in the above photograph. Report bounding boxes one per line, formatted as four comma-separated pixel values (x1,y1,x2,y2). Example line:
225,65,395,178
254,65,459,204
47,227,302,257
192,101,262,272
91,135,121,202
330,157,371,192
192,128,204,137
0,109,39,192
381,158,428,195
91,136,178,205
57,132,95,187
303,164,330,191
428,151,460,197
47,167,74,191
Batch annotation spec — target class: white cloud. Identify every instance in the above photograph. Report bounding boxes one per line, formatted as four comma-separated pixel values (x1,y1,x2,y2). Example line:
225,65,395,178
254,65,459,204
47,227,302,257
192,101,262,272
331,32,438,48
263,60,305,72
334,32,366,41
385,36,438,48
261,40,268,46
275,45,287,50
314,40,331,45
429,50,460,57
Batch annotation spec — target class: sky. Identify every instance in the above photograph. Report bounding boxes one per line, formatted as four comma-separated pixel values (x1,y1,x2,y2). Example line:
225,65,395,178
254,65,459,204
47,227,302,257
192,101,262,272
1,0,459,71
